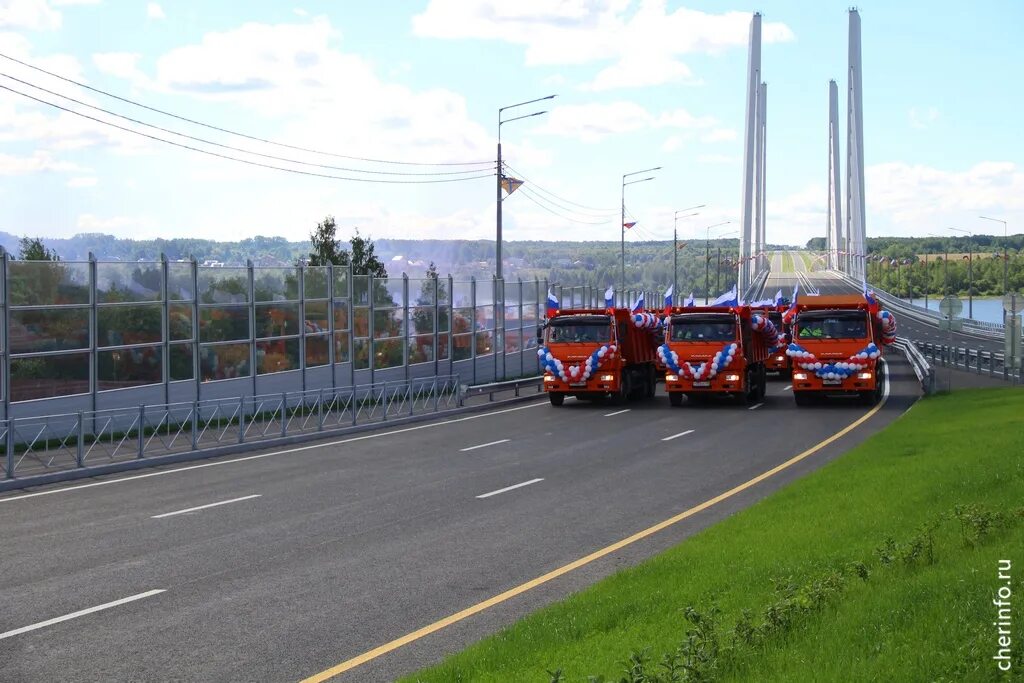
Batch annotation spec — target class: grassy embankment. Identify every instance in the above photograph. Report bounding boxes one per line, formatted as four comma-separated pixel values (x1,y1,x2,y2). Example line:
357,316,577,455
780,251,795,273
406,388,1024,682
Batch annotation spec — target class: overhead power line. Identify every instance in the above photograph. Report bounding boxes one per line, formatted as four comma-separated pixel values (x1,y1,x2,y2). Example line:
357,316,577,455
0,71,491,177
0,83,495,184
503,163,617,215
516,187,615,225
0,50,494,168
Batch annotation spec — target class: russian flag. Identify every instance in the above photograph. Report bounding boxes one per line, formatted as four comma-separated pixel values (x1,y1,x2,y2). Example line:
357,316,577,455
663,285,674,314
710,284,738,307
782,284,799,324
604,285,615,309
546,288,559,318
863,281,878,314
684,292,695,307
631,292,645,313
773,288,784,307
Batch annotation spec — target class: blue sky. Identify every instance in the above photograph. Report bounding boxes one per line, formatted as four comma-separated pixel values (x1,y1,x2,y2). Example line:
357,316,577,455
0,0,1021,250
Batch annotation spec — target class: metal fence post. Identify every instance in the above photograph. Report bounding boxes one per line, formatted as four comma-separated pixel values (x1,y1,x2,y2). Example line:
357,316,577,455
5,419,14,479
403,273,410,383
248,259,256,398
238,395,246,444
76,412,85,468
470,276,477,384
161,253,170,406
137,404,145,458
447,274,454,379
298,262,307,394
281,392,288,437
318,387,324,431
191,400,199,450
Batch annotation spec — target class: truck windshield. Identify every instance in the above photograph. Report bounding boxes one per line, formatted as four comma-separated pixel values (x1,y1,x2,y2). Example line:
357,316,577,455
768,311,783,328
670,315,735,342
547,316,611,343
796,311,868,339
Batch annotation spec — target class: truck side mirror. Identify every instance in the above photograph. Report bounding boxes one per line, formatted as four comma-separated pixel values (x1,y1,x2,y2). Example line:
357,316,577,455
536,325,543,343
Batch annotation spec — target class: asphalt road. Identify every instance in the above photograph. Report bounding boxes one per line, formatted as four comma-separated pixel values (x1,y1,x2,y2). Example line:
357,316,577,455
1,339,921,681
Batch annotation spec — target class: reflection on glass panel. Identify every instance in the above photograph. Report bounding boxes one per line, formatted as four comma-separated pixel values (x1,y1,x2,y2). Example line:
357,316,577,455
409,336,434,364
452,281,472,308
256,337,300,375
522,281,539,305
522,304,539,325
438,334,449,361
452,333,472,362
170,303,193,341
352,275,368,306
168,262,194,301
306,334,329,367
353,307,368,337
305,301,329,334
170,343,193,381
333,268,349,299
96,263,162,303
411,278,434,306
9,261,90,306
11,352,90,402
253,268,300,302
505,328,522,354
200,342,251,381
437,278,450,304
97,304,161,347
374,338,403,369
476,330,494,355
374,278,404,307
255,302,300,339
505,282,522,306
475,306,494,331
505,305,521,329
198,268,249,304
333,302,349,331
199,305,249,343
334,333,350,363
523,326,539,350
353,338,369,370
373,309,403,339
437,305,450,333
409,306,434,336
98,345,161,391
10,308,89,353
452,308,473,337
304,266,329,299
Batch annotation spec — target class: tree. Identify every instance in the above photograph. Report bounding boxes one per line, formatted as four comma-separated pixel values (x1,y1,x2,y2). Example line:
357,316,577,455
307,215,349,266
19,236,59,261
349,227,388,277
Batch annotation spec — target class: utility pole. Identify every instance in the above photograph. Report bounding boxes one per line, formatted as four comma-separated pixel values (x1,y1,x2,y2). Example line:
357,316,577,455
672,205,704,298
621,167,661,292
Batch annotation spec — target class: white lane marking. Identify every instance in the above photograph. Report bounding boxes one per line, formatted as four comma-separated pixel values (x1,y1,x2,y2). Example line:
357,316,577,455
781,385,792,392
459,439,510,452
662,429,695,442
603,409,631,417
748,402,764,411
0,589,165,641
151,494,261,519
476,478,544,499
0,401,549,504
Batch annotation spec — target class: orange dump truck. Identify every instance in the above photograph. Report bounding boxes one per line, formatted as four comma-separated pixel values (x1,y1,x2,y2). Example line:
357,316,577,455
786,294,897,406
658,306,778,406
538,308,661,406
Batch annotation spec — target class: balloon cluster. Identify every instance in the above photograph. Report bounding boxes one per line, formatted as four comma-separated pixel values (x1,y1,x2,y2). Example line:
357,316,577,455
632,312,660,329
876,310,897,345
659,342,738,381
786,342,881,380
537,343,617,383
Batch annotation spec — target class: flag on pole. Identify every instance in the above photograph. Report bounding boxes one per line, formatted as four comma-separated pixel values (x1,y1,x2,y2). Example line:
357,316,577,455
546,288,559,318
604,285,615,309
710,284,738,307
623,221,636,229
684,292,695,307
631,292,645,313
663,285,674,315
773,288,784,307
783,284,799,324
863,281,878,314
500,176,524,195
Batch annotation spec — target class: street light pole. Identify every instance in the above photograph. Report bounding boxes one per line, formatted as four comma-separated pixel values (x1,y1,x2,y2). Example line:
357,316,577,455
497,95,556,282
703,222,732,303
948,227,973,318
979,216,1009,321
672,205,704,298
621,167,661,293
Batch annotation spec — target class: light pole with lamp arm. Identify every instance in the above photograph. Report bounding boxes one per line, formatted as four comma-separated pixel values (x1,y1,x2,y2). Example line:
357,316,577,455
947,227,973,319
673,205,704,297
715,229,739,294
704,221,732,303
621,167,661,294
979,215,1009,322
497,95,556,282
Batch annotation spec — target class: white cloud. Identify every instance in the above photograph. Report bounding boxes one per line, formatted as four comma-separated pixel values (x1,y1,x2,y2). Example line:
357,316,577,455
146,2,163,20
53,0,102,6
661,135,684,153
0,150,83,175
701,128,737,143
77,213,154,232
293,8,308,18
535,101,717,143
0,0,61,30
92,52,148,82
908,106,940,130
67,175,97,187
413,1,794,90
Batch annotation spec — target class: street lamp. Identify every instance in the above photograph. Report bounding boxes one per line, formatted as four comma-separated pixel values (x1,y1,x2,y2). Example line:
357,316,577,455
497,95,556,282
714,230,739,294
704,221,732,303
948,227,973,318
673,204,704,296
979,216,1009,320
621,167,661,293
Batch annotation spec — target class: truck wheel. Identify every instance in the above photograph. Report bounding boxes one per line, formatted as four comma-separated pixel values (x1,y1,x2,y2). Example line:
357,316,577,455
743,368,759,405
612,374,631,405
793,391,813,407
548,392,565,406
645,367,656,399
669,392,683,407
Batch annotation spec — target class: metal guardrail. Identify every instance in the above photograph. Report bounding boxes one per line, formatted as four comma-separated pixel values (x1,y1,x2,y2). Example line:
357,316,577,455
3,375,462,481
743,268,770,303
892,337,935,394
912,341,1020,384
461,376,543,404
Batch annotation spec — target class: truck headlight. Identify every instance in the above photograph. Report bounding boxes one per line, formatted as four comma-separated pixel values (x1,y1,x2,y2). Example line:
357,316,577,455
665,374,678,382
775,355,785,362
724,374,740,381
599,374,615,382
544,375,555,383
793,372,808,380
857,372,873,379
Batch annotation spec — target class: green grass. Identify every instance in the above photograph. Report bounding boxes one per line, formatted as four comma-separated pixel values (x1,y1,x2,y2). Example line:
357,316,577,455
403,388,1024,682
781,251,795,273
799,251,815,271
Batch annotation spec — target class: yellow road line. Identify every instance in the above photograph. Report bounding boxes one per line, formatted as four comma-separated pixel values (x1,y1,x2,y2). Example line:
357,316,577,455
301,389,890,682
